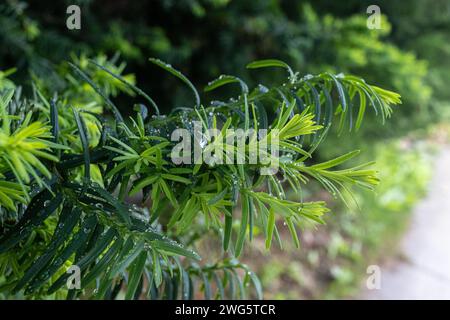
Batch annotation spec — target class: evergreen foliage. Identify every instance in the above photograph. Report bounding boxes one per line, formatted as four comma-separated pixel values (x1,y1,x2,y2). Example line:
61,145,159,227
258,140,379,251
0,57,400,299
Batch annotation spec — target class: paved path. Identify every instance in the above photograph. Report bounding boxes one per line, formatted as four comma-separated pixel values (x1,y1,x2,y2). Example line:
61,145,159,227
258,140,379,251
364,146,450,299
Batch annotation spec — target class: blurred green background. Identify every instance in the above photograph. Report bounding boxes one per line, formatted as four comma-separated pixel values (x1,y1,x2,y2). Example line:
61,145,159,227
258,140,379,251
1,0,449,298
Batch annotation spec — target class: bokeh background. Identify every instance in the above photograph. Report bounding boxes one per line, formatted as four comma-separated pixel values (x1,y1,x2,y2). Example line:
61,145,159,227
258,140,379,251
1,0,449,299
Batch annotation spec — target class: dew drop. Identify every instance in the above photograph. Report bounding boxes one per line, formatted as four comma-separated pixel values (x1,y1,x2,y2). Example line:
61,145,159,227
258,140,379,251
258,84,269,93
